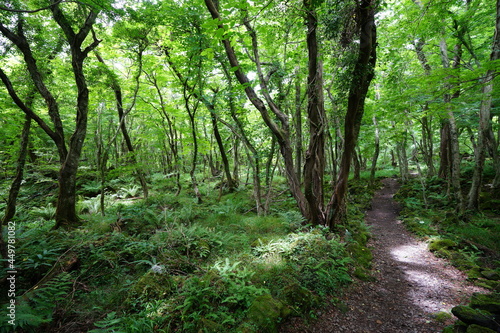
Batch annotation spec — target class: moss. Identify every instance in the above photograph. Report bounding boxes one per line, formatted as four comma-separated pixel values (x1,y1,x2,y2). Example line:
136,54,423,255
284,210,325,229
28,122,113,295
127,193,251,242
481,270,500,281
346,241,373,269
474,279,500,290
245,294,289,332
280,283,319,315
470,293,500,313
128,271,174,303
353,267,375,282
467,268,484,280
437,248,453,259
433,311,453,322
451,306,498,331
466,324,497,333
428,238,458,252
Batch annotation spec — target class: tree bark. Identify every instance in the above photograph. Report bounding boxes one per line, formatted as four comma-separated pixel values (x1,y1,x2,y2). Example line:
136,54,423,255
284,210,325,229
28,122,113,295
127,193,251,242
209,103,237,191
2,110,33,224
95,51,149,199
370,116,380,184
439,37,465,214
326,0,377,228
468,0,500,209
205,0,309,219
303,0,327,225
0,4,99,228
295,69,303,185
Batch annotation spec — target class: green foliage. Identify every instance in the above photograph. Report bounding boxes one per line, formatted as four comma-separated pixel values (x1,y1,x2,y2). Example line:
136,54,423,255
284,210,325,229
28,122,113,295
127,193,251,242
0,273,73,332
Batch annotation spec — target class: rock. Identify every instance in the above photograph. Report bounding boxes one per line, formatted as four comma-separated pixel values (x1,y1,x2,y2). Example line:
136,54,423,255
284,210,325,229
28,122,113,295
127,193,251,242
199,318,222,332
470,293,500,314
475,279,500,291
466,324,497,333
451,306,499,332
428,238,457,252
128,270,174,302
281,283,319,314
481,270,500,281
468,268,484,280
245,294,289,332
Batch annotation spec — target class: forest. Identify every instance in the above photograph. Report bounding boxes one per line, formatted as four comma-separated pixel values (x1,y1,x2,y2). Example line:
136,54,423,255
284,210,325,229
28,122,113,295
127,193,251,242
0,0,499,332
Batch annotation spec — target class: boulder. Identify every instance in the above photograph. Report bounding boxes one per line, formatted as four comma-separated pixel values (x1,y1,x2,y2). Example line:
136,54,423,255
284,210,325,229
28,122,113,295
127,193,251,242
245,294,289,332
470,293,500,314
451,306,499,332
466,324,497,333
428,238,457,251
481,270,500,281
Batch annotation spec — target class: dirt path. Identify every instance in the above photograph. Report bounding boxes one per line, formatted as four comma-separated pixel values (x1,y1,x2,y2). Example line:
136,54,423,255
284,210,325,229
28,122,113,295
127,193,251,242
280,178,485,332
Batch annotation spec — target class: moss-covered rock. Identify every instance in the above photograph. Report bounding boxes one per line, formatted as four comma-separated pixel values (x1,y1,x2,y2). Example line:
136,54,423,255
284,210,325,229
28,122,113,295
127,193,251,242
467,268,484,280
466,324,497,333
481,270,500,281
470,293,500,314
475,279,500,290
432,311,453,323
245,294,289,332
281,283,319,315
128,271,174,302
346,241,372,269
451,306,499,331
428,238,457,252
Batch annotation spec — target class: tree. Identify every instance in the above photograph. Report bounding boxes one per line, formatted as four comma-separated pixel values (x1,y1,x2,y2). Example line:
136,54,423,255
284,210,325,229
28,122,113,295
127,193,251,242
0,0,102,228
468,0,500,210
205,0,378,228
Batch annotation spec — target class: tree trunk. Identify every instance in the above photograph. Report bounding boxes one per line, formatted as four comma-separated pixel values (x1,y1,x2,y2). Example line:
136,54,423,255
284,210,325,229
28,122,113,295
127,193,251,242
205,0,309,219
295,70,303,185
397,135,410,183
438,121,452,179
353,150,361,180
468,0,500,209
326,0,377,228
302,0,326,225
2,109,33,224
439,37,465,214
0,5,99,229
209,105,236,191
420,114,436,177
370,116,380,184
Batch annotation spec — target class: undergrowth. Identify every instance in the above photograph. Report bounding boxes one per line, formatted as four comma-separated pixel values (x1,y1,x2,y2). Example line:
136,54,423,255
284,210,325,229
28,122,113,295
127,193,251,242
0,170,379,332
395,176,500,289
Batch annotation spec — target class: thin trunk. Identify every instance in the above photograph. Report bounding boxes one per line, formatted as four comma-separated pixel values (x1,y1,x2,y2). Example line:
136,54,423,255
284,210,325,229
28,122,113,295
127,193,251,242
421,114,436,177
294,70,303,184
397,136,409,183
266,137,277,186
205,0,309,219
370,116,380,184
233,136,240,184
0,114,32,267
2,107,33,224
468,0,500,208
353,150,361,180
209,104,236,191
439,37,465,214
186,97,202,204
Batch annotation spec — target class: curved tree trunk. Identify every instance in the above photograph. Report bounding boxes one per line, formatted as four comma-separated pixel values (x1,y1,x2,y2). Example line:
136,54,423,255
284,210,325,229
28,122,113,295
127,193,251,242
0,5,99,229
303,0,326,226
326,0,377,228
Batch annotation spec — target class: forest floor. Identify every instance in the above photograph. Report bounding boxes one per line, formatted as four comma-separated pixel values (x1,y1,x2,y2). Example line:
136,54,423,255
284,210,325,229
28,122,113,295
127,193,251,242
280,178,486,333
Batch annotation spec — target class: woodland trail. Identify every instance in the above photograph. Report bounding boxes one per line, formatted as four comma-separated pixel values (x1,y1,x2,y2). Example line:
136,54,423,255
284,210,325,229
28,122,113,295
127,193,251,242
280,178,486,333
